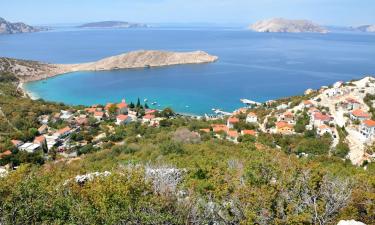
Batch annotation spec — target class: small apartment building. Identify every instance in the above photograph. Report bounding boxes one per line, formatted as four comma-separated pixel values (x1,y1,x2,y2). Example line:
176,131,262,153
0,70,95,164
276,121,294,135
246,112,258,123
350,109,370,121
360,120,375,139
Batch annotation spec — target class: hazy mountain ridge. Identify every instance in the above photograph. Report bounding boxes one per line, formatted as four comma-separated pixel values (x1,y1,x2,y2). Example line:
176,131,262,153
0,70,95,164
250,18,328,33
78,21,149,28
353,25,375,32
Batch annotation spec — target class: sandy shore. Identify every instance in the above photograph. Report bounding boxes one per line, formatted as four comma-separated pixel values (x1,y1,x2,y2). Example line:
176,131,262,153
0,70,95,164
18,82,39,100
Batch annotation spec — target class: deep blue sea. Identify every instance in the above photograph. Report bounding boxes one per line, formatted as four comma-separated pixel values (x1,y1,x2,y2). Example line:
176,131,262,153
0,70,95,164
0,27,374,115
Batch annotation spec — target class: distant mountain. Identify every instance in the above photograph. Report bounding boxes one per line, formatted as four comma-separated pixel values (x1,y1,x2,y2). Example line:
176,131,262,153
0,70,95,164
0,17,44,34
353,25,375,32
250,18,328,33
78,21,149,28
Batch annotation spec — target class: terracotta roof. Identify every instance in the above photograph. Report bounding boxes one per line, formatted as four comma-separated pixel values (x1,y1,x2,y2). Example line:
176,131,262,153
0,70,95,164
0,150,12,159
57,126,71,135
351,109,370,118
117,99,128,109
38,125,48,132
242,130,256,136
318,124,331,130
363,120,375,127
276,121,293,129
314,112,332,121
11,140,22,146
85,108,97,113
211,124,228,133
227,130,239,138
303,100,313,105
34,135,46,143
283,111,294,117
105,103,114,110
143,114,155,120
117,115,129,121
227,117,239,124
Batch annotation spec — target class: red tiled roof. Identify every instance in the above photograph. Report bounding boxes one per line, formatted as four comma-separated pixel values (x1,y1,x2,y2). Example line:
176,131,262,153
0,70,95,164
303,100,313,105
242,130,256,136
227,117,239,124
211,124,228,133
0,150,12,159
248,112,257,117
351,109,370,118
199,128,210,133
85,108,97,113
11,140,22,146
34,135,46,143
117,99,128,109
57,126,71,135
117,115,129,121
363,120,375,127
276,121,293,129
105,103,114,110
143,114,155,120
227,130,239,138
314,112,332,121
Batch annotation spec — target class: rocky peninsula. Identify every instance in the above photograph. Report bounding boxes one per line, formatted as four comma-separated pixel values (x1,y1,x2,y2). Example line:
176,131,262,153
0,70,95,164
0,50,218,82
250,18,328,33
354,25,375,32
0,17,45,34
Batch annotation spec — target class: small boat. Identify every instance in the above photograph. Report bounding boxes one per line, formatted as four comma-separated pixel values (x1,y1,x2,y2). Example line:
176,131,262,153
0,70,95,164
185,105,190,108
144,98,148,102
151,102,157,105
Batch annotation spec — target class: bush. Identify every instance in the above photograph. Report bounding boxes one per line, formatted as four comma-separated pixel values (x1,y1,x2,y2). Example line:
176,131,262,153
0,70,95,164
160,141,185,155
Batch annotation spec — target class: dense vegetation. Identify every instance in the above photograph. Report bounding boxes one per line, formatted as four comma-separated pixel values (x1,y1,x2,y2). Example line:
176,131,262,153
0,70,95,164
0,73,374,224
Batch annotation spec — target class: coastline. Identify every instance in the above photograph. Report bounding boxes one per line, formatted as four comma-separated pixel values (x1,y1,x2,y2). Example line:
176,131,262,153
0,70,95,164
18,82,39,100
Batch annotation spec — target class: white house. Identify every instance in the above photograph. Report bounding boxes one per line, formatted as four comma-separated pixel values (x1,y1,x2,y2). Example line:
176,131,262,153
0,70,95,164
246,112,258,123
94,111,104,121
360,120,375,139
19,142,41,153
227,117,239,129
60,110,73,120
317,125,333,136
350,109,370,121
116,115,131,125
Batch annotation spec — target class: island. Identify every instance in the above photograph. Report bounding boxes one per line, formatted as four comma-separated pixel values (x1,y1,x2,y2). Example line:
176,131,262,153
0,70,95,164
250,18,328,33
0,17,45,34
353,25,375,32
78,21,149,28
0,50,218,82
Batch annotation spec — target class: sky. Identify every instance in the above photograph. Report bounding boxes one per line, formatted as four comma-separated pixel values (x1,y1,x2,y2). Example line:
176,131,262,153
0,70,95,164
0,0,374,26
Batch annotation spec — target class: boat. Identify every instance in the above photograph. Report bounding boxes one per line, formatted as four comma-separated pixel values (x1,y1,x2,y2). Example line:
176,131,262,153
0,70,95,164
151,102,157,105
144,98,148,102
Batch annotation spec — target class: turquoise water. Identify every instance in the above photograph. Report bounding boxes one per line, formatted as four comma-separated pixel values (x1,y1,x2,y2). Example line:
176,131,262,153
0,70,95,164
1,28,375,115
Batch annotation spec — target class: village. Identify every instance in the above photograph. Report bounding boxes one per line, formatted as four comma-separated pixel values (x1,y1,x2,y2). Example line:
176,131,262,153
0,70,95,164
1,77,375,177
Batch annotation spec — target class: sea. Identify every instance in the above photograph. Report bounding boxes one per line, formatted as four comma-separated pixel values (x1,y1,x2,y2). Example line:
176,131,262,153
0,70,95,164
0,26,374,115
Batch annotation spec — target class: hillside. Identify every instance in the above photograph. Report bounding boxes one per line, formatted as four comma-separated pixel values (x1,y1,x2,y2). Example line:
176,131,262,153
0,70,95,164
0,72,374,224
250,18,328,33
0,50,218,82
78,21,148,28
0,17,44,34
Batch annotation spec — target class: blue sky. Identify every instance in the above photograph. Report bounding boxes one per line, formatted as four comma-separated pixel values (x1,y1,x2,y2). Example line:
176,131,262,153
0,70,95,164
0,0,374,26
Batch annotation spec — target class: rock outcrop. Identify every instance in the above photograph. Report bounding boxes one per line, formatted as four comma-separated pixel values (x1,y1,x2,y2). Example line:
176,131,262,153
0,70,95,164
0,50,218,82
354,25,375,32
250,18,328,33
78,21,148,28
0,17,44,34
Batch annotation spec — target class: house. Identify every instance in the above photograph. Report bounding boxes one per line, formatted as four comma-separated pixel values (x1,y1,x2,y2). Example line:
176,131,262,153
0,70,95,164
246,112,258,123
360,120,375,139
34,135,47,152
212,124,228,133
19,143,41,153
308,107,320,116
38,124,48,134
279,111,295,124
75,117,89,126
38,115,50,125
276,121,294,134
117,99,128,114
116,115,131,125
199,128,211,133
44,135,59,150
0,150,12,159
241,130,256,136
333,81,343,89
312,112,333,127
142,114,155,123
85,107,98,114
302,100,314,108
226,130,239,142
54,126,72,139
60,110,74,120
317,125,333,136
344,98,361,110
11,140,24,148
227,117,239,129
325,88,340,97
94,111,104,121
350,109,370,121
276,104,288,110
